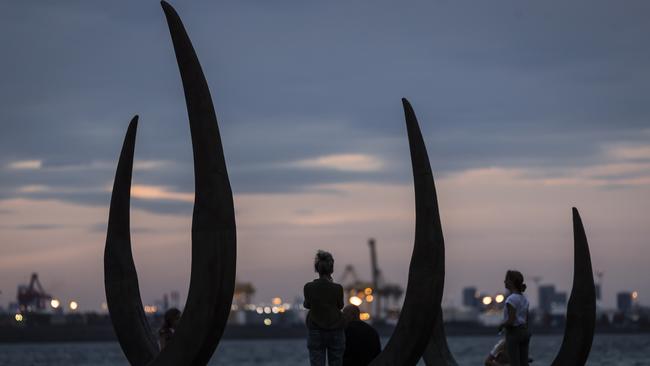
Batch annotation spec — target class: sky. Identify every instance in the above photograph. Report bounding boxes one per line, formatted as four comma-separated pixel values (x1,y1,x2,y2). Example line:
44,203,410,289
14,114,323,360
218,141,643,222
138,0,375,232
1,0,649,312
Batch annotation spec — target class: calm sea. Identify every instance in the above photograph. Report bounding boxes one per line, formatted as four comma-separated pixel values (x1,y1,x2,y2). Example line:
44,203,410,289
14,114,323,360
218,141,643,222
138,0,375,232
0,334,648,365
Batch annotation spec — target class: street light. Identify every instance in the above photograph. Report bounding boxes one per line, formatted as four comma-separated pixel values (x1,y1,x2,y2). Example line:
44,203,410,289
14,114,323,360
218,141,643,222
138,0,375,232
482,296,493,305
349,296,363,306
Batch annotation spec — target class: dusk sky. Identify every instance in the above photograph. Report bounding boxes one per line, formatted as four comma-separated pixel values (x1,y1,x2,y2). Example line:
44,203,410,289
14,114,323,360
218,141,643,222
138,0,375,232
1,0,649,312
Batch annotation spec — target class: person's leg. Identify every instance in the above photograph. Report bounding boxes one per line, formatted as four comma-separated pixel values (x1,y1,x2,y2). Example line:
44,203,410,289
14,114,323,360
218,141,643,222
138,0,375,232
326,329,346,366
505,329,522,366
519,330,531,366
308,329,326,366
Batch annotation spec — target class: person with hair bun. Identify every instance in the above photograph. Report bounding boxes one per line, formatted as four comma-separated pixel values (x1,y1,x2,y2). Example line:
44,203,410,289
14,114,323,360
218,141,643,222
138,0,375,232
303,250,345,366
498,270,531,366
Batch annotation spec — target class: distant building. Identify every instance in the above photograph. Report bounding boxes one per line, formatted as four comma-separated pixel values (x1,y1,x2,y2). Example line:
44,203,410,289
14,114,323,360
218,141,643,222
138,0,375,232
462,287,479,308
539,285,567,314
617,292,633,313
554,292,567,306
539,285,555,313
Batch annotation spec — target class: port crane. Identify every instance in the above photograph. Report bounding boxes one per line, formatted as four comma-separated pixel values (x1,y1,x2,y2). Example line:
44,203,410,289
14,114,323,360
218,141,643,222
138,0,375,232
341,238,404,322
17,273,53,312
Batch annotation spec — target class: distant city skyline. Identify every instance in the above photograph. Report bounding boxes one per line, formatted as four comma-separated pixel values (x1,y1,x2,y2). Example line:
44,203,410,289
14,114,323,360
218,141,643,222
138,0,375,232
2,1,650,312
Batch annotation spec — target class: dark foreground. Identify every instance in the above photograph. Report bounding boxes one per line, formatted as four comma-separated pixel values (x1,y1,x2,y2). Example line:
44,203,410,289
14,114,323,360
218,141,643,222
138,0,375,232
1,334,649,366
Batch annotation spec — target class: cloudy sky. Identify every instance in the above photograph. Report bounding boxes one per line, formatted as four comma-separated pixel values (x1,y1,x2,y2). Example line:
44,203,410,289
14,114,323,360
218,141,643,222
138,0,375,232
1,0,649,311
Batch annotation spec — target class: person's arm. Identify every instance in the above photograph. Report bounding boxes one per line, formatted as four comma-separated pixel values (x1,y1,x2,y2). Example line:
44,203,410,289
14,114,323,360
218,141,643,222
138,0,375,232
337,285,344,310
498,303,517,331
303,284,311,309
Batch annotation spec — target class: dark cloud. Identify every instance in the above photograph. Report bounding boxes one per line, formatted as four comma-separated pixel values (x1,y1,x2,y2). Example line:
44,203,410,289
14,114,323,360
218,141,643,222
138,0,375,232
2,0,650,213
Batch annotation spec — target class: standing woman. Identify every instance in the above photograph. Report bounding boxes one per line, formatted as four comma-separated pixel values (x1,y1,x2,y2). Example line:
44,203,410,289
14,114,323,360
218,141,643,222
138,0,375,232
498,270,531,366
304,250,346,366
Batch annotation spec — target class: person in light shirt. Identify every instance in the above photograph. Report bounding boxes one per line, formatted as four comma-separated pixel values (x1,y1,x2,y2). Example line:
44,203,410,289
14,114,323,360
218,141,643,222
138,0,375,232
497,270,531,366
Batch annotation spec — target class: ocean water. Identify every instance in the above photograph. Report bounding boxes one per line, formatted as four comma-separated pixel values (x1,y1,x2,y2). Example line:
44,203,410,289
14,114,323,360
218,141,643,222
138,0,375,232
0,334,648,365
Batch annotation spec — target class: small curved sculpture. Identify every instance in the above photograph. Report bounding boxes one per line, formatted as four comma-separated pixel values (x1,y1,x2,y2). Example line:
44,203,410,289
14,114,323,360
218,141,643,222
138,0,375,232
422,208,596,365
369,99,447,366
104,1,236,365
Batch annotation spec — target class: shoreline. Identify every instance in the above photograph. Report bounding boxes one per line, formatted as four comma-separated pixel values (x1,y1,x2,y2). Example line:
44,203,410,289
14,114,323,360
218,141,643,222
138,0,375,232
1,323,648,344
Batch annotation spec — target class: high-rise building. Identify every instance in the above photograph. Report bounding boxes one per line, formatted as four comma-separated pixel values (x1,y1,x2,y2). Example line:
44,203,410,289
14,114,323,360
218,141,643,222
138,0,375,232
539,285,567,314
539,285,556,313
617,292,632,313
462,287,479,308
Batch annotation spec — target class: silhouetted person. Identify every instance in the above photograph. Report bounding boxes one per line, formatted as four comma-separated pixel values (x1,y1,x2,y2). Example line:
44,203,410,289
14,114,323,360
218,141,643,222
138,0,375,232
498,270,531,366
304,250,345,366
342,305,381,366
159,308,181,350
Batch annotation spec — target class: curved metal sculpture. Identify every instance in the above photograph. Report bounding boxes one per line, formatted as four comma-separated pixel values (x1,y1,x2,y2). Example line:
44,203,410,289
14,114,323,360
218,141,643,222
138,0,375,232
104,116,159,365
422,308,458,366
550,208,596,365
369,98,446,366
104,1,236,365
422,208,596,366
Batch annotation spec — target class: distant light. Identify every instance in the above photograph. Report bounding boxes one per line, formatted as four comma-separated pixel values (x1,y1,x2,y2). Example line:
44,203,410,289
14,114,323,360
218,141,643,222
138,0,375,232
144,305,158,314
264,306,271,314
349,296,363,306
495,294,505,304
231,304,238,311
15,314,24,322
482,296,493,305
50,299,60,309
256,307,264,314
101,302,108,311
632,291,639,300
365,295,374,303
69,301,79,311
272,306,279,314
263,318,272,326
364,288,373,295
272,297,282,305
360,312,371,321
278,307,286,313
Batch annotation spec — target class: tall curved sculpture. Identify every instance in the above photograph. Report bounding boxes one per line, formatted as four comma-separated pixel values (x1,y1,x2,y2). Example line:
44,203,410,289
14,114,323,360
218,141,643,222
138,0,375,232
551,208,596,365
369,98,446,366
422,208,596,365
104,1,236,365
422,309,458,366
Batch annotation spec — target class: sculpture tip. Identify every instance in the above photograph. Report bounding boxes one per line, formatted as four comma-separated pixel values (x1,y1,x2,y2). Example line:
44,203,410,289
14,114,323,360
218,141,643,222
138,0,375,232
160,1,173,13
